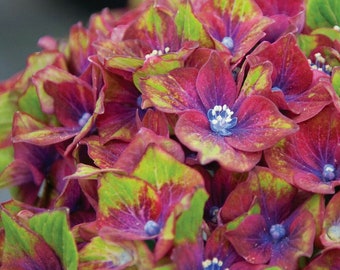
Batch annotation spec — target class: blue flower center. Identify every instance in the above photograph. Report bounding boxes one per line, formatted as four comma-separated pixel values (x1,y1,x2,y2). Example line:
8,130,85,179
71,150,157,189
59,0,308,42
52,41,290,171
78,112,91,127
202,258,223,270
144,220,161,236
271,86,281,92
207,105,237,136
327,224,340,241
270,224,286,242
209,206,219,223
322,164,336,182
221,36,234,51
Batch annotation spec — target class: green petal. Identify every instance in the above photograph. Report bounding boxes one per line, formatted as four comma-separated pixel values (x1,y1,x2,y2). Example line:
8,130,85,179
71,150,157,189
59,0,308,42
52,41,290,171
132,144,204,191
174,1,214,47
174,188,208,244
78,236,134,268
1,211,61,269
28,209,79,270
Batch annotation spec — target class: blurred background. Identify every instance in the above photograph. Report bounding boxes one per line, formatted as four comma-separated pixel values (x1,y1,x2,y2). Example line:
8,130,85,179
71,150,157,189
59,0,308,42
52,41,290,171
0,0,129,201
0,0,128,81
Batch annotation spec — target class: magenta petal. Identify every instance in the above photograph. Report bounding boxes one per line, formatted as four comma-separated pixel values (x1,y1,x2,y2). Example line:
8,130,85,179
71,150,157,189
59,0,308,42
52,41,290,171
175,111,261,172
227,95,298,152
305,248,340,269
98,173,162,240
114,127,185,174
33,66,96,128
0,160,43,187
265,105,340,194
251,33,313,96
320,192,340,247
140,68,204,113
227,214,272,264
274,210,315,268
285,80,332,122
196,51,237,109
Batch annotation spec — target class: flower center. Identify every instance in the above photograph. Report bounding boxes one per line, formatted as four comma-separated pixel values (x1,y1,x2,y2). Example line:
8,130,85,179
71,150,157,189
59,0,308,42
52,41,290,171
202,257,223,270
322,164,336,182
209,206,219,223
271,86,281,92
207,105,237,136
145,47,170,60
308,52,332,75
327,224,340,241
78,112,91,127
221,36,234,51
270,224,286,242
144,220,161,236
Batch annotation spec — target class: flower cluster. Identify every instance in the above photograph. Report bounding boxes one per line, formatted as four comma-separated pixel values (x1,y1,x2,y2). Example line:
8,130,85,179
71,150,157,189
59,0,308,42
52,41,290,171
0,0,339,269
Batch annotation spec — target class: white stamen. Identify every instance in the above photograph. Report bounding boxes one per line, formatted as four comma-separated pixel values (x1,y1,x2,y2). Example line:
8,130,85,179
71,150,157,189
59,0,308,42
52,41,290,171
202,257,224,269
333,25,340,32
145,47,171,60
207,104,237,136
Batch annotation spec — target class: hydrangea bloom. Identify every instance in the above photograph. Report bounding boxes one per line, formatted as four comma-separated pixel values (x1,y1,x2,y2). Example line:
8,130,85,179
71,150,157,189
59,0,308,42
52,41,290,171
0,0,339,268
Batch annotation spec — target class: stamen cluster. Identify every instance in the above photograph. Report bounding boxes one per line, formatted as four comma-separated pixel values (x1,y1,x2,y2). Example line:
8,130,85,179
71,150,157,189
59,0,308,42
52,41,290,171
207,105,237,136
145,47,170,60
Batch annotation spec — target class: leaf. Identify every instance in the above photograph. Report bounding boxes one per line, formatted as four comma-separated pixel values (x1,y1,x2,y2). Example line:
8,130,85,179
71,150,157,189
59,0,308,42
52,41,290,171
28,208,79,270
305,0,340,30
